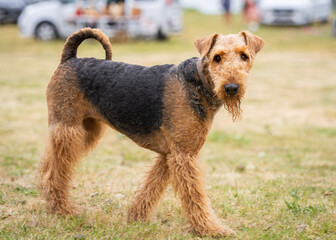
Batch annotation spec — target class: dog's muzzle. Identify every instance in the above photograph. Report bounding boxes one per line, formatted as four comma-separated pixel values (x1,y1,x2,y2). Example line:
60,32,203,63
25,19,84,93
224,83,239,96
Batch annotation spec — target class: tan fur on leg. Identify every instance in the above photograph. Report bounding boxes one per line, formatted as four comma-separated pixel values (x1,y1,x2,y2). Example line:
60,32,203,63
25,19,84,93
40,124,86,215
167,152,235,237
128,154,170,221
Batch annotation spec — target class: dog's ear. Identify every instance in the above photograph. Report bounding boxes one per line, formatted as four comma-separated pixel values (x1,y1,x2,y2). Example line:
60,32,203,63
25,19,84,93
194,33,219,57
240,31,265,56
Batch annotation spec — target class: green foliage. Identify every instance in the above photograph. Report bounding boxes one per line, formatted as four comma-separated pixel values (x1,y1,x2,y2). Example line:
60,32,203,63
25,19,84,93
0,192,6,204
14,186,38,197
284,200,317,216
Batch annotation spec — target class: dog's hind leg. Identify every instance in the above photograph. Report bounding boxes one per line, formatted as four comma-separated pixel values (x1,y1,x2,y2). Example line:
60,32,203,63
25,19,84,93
128,153,170,221
40,124,87,215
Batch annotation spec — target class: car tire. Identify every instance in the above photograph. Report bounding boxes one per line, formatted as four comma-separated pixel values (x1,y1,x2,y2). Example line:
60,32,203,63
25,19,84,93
35,22,58,41
320,18,329,24
156,28,167,41
0,8,8,23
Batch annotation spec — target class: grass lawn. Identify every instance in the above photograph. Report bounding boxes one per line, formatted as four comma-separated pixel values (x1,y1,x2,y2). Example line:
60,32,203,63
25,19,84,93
0,10,336,239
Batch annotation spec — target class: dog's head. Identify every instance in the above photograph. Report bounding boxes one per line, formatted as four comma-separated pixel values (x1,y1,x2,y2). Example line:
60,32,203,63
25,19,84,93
195,31,264,120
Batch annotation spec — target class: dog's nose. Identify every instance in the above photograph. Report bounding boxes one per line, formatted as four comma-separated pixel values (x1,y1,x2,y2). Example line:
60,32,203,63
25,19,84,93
224,84,239,96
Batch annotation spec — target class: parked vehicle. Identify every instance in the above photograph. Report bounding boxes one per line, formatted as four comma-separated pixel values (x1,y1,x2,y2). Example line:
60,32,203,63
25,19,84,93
18,0,182,41
259,0,332,26
0,0,42,23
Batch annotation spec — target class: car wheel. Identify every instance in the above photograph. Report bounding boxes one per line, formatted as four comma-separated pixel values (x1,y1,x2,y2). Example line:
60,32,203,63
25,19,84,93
156,28,167,41
0,8,8,23
35,22,58,41
320,18,329,24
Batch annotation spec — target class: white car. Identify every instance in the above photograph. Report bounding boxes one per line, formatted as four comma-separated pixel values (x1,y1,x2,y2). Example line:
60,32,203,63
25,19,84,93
259,0,332,26
18,0,182,40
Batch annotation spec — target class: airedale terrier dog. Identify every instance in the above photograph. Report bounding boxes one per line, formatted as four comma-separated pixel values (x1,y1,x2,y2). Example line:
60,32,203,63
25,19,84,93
40,28,264,237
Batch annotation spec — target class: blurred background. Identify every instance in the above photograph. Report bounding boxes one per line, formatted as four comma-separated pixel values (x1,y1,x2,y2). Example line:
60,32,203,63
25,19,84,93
0,0,335,40
0,0,336,239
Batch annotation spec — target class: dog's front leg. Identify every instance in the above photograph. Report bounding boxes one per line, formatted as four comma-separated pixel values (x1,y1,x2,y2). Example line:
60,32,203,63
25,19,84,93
167,152,235,237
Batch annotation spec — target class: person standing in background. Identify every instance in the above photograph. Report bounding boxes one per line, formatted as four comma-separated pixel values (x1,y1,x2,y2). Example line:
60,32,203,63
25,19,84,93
222,0,231,24
243,0,260,31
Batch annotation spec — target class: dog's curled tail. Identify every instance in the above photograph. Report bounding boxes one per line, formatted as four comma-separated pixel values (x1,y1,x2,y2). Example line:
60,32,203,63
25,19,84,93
60,27,112,64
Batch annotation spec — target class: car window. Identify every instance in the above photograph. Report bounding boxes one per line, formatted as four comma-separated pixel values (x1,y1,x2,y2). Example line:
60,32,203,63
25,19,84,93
25,0,47,4
60,0,75,4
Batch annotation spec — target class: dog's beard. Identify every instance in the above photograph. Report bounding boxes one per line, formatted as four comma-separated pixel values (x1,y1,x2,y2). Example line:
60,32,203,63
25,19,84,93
223,95,242,121
215,81,245,121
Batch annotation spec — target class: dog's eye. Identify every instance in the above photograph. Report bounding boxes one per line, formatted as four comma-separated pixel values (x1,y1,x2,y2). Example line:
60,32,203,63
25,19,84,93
214,55,221,62
241,53,248,61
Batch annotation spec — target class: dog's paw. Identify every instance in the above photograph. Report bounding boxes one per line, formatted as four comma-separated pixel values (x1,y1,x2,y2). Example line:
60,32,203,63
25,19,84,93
194,224,235,238
47,202,81,216
127,208,147,222
218,225,236,236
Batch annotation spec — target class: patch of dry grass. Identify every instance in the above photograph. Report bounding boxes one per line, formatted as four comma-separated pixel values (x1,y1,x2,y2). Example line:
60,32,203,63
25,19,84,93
0,11,336,239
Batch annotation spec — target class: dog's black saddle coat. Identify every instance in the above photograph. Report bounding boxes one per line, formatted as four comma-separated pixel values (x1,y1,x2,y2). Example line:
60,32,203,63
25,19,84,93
73,58,173,135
